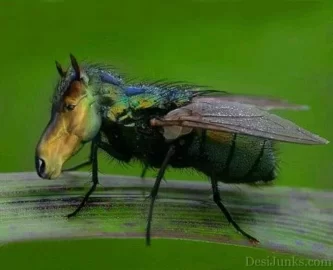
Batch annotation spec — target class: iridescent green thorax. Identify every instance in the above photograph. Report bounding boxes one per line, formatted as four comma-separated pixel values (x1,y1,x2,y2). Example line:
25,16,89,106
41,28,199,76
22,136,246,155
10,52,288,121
107,83,202,124
52,63,218,126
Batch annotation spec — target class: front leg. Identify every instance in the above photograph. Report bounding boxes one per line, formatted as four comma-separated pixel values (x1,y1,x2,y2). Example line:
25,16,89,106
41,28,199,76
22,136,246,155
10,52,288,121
63,140,132,173
63,143,94,172
67,134,100,218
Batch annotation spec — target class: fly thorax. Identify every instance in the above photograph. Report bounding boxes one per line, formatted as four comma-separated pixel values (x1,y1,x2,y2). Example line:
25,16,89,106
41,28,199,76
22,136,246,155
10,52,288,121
107,100,131,123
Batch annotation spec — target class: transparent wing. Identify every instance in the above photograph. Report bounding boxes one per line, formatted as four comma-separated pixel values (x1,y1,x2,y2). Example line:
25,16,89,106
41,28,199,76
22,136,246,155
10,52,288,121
150,98,328,145
194,96,309,111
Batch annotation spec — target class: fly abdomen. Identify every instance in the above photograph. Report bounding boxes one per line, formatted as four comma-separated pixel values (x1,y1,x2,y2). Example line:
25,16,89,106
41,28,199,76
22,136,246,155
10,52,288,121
226,135,277,183
188,131,277,184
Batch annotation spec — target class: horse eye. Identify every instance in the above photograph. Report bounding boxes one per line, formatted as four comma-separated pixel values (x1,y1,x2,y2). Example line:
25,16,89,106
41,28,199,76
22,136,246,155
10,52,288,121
65,104,76,111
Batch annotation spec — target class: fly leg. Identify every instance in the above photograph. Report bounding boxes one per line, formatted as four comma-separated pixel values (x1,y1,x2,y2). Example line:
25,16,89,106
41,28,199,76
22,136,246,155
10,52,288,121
140,163,149,179
63,161,92,172
67,134,100,218
140,164,167,197
62,144,93,172
140,164,167,184
66,139,131,218
211,177,259,244
140,163,149,197
146,145,175,246
63,141,131,173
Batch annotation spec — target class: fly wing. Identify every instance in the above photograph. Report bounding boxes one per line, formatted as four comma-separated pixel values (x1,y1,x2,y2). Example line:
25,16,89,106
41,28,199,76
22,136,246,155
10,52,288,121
193,96,309,111
151,99,329,145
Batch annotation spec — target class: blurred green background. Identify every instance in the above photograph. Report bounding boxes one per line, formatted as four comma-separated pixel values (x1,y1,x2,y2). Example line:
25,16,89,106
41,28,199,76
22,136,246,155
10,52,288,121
0,0,332,269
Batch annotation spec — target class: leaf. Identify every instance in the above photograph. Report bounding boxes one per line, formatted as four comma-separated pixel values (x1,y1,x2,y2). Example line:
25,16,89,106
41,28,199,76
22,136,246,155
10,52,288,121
0,172,332,260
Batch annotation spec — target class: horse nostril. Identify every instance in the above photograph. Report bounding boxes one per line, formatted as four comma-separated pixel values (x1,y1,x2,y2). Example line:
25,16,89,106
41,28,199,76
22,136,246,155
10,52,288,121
35,157,46,178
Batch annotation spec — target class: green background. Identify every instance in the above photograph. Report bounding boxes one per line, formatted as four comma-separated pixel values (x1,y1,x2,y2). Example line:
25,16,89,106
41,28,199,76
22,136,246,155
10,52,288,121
0,0,332,269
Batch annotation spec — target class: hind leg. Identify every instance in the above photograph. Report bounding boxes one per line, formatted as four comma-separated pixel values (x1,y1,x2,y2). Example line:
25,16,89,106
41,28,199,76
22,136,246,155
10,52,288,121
211,176,259,244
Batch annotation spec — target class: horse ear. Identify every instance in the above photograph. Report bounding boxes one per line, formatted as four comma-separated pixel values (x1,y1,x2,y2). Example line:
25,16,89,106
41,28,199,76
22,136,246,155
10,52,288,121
69,53,81,79
55,61,66,77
